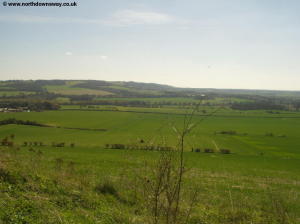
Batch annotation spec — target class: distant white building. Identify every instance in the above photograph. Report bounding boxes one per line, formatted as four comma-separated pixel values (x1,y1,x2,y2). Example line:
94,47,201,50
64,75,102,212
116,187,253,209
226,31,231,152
0,107,30,113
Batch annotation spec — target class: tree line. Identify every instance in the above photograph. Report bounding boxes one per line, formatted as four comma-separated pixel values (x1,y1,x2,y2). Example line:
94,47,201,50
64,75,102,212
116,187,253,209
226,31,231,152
105,143,174,151
0,118,48,127
0,100,60,111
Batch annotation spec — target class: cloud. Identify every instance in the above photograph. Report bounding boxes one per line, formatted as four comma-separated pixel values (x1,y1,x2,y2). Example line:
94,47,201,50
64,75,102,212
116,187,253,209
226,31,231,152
100,55,108,60
65,52,73,56
0,10,183,26
104,9,175,26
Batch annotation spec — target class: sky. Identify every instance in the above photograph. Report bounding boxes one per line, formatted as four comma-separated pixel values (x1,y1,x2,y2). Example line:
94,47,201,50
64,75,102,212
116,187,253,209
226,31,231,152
0,0,300,90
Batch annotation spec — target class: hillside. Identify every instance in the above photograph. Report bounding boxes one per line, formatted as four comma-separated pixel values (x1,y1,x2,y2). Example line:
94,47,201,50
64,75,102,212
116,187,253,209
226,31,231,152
0,79,300,223
1,80,300,97
0,80,300,113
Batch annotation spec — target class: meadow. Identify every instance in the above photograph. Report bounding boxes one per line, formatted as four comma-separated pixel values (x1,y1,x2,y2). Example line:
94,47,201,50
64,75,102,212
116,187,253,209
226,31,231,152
1,108,300,223
44,85,112,96
0,80,300,223
1,110,300,152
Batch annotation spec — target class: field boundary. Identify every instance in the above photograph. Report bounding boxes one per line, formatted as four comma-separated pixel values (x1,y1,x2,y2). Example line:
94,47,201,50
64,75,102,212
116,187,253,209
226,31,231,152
0,118,107,132
60,108,300,119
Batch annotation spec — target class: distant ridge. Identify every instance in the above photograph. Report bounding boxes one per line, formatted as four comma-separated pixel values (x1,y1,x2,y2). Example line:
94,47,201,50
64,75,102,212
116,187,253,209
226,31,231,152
0,80,300,98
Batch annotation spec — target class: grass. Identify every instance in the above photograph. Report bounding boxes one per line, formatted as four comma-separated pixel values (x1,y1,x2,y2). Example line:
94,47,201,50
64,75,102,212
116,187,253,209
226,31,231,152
0,108,299,223
0,91,36,97
92,96,253,106
106,85,164,95
0,110,300,155
45,85,113,96
54,97,71,104
60,104,300,118
94,97,201,103
1,145,299,223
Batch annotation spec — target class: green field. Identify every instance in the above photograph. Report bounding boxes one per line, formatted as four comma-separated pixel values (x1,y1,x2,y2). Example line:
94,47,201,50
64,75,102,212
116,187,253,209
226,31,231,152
1,110,300,153
45,85,113,96
1,108,300,223
61,104,300,117
0,91,36,97
0,80,300,223
94,97,253,104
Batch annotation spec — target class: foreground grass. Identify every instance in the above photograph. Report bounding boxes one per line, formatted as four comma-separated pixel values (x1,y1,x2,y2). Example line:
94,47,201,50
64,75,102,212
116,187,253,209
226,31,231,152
1,145,299,224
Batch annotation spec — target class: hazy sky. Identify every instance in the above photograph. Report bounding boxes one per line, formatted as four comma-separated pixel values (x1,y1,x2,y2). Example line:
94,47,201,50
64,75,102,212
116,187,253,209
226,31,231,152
0,0,300,90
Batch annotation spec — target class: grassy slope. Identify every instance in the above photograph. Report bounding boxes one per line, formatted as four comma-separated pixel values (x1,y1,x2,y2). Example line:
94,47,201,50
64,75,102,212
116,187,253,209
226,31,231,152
1,145,299,223
1,80,300,98
0,91,36,97
94,97,252,104
44,85,113,96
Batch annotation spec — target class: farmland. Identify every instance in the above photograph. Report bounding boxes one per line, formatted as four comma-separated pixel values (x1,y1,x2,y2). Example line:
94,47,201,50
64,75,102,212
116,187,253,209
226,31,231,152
0,80,300,223
0,110,300,153
45,85,113,96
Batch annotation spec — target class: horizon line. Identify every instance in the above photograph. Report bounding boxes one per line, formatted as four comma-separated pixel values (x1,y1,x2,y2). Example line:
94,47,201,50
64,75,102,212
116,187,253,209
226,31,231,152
0,78,299,92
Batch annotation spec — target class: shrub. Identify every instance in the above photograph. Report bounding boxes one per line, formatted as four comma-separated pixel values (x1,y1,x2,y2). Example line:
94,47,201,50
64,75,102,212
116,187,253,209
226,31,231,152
94,182,119,198
58,142,65,147
220,149,231,154
28,147,35,152
36,149,43,156
7,141,14,147
0,168,17,184
110,144,125,149
55,158,64,170
0,168,26,184
204,148,214,153
218,130,237,135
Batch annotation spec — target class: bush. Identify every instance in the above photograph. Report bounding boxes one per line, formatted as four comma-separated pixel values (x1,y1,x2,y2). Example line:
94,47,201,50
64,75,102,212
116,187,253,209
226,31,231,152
28,148,35,152
218,130,237,135
204,148,214,153
0,168,26,185
94,182,119,198
52,142,65,147
220,149,231,154
54,158,64,170
0,168,16,184
1,199,41,224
